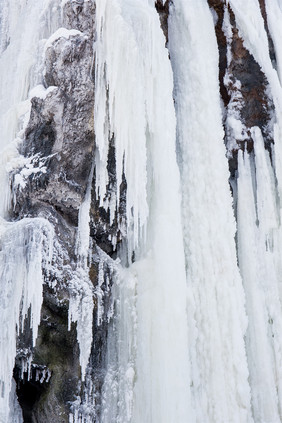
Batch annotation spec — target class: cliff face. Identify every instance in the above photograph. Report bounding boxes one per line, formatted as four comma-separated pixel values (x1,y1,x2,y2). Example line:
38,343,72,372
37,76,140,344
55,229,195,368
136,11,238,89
9,1,124,420
2,0,282,421
208,0,274,176
12,1,95,420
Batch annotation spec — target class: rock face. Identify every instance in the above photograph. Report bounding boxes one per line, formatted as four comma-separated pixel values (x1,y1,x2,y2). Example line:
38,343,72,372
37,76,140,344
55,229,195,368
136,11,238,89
16,4,96,226
11,1,97,421
8,0,279,421
208,0,274,180
11,1,125,420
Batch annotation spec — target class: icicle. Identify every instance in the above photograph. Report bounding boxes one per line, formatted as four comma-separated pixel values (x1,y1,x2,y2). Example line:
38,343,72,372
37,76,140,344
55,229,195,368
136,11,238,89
96,1,193,422
0,218,54,423
237,145,282,422
94,0,149,258
69,159,95,381
226,2,282,418
68,264,94,382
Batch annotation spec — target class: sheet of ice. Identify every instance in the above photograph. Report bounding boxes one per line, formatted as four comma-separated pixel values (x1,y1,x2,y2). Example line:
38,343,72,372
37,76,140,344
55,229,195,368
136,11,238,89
168,1,252,422
7,380,23,423
100,264,138,423
95,0,193,421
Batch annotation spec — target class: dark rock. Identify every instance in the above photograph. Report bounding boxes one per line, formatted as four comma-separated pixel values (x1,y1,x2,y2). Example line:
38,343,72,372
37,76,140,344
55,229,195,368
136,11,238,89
208,1,274,177
207,0,230,107
155,0,170,44
62,0,96,39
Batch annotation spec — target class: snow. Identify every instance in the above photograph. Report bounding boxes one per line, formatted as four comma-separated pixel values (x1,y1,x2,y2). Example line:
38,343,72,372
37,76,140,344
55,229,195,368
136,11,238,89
28,84,57,100
44,27,84,51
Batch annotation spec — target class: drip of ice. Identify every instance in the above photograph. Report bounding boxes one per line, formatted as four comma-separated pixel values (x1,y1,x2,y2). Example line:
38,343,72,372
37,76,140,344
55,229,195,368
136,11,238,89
68,160,95,381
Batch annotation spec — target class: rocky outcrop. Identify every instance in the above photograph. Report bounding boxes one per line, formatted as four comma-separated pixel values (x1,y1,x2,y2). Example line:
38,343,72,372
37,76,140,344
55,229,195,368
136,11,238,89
11,2,97,421
208,0,275,178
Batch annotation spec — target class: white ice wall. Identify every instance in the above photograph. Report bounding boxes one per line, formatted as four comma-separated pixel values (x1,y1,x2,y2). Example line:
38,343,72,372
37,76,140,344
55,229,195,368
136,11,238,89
169,1,252,422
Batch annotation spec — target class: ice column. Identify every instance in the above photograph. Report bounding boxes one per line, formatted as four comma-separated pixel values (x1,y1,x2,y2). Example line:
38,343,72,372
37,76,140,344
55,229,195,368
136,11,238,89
168,1,252,422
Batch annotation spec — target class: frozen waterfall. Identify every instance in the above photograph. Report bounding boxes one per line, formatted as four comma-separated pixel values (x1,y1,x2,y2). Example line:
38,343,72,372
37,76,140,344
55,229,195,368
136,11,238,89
1,0,282,422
